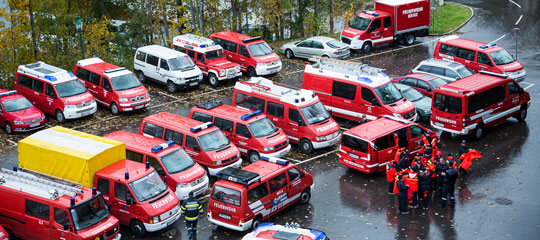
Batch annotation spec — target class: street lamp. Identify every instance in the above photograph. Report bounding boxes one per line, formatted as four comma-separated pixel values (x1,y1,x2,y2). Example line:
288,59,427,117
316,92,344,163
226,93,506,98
75,16,85,59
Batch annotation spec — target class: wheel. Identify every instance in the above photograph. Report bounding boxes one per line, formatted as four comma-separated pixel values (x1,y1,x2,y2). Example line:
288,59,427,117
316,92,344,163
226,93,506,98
415,110,423,123
55,110,65,123
251,216,262,230
248,151,260,163
404,34,415,45
130,220,147,238
5,228,14,239
247,67,257,78
299,139,314,154
299,188,311,204
202,165,211,177
473,125,483,140
208,73,219,88
110,102,120,115
137,71,146,83
5,122,12,134
167,81,177,93
516,106,527,121
362,42,372,53
285,49,294,59
322,54,330,58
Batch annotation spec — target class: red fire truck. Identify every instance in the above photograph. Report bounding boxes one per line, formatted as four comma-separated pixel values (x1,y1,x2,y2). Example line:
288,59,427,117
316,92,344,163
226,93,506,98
341,0,430,52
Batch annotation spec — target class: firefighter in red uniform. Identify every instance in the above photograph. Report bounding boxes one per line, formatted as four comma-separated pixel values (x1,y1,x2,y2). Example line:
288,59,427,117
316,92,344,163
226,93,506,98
387,161,398,194
405,172,419,208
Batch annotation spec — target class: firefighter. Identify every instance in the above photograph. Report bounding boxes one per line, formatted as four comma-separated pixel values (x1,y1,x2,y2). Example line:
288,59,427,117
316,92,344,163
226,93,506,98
412,158,426,173
387,160,398,194
435,152,449,193
441,167,459,208
447,153,457,168
396,174,409,214
412,152,422,166
181,191,204,238
459,140,470,173
405,172,419,208
358,114,368,125
418,169,433,210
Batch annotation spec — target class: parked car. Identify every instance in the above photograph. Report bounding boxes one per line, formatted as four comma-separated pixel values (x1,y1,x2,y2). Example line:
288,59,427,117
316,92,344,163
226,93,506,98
0,89,45,134
242,222,328,240
281,36,350,59
411,59,474,82
394,83,431,122
391,73,447,98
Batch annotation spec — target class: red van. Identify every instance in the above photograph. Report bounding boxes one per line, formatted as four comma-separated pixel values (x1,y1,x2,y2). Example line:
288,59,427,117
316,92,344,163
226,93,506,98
0,89,45,134
0,168,121,240
189,101,291,163
139,112,242,176
339,116,437,174
233,77,341,154
104,131,209,200
74,58,151,115
209,31,282,77
208,157,313,231
434,35,526,82
14,62,97,123
431,72,530,139
303,56,417,122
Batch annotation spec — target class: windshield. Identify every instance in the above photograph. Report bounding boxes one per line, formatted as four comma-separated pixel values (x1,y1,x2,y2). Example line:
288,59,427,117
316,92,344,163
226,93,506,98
489,49,515,65
55,80,87,98
248,117,277,138
110,73,141,91
205,49,225,61
300,101,331,125
70,194,109,231
198,129,230,151
428,78,447,89
374,82,403,105
161,148,196,174
327,40,347,49
3,97,33,112
402,87,424,102
456,66,474,78
247,42,273,57
349,16,371,31
128,171,168,202
169,56,195,71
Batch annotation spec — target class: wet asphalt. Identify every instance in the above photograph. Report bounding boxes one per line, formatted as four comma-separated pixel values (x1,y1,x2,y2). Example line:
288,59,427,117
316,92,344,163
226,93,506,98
1,0,540,239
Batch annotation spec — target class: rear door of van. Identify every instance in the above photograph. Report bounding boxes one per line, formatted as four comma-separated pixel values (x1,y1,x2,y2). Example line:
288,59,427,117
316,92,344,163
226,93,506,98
374,133,398,168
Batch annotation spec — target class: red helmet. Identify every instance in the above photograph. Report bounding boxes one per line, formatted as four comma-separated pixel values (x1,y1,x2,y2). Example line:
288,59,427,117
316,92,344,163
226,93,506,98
436,151,442,156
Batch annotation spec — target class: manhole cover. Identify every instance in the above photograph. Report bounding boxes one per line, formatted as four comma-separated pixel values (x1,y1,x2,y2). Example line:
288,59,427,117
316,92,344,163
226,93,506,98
495,198,512,205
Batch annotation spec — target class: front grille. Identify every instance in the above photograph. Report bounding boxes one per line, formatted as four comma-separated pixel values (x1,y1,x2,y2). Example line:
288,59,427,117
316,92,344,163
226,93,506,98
190,176,205,186
76,100,92,108
222,155,237,165
186,75,199,82
130,94,146,102
404,110,416,119
76,107,94,114
98,225,118,240
267,66,279,71
274,141,288,150
227,68,237,75
193,183,207,196
341,37,351,44
23,116,43,124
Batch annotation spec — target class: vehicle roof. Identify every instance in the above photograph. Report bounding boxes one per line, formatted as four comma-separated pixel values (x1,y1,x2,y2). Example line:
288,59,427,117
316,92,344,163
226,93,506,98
249,223,325,240
439,35,503,53
346,117,409,141
418,59,465,70
235,77,319,107
401,73,439,81
17,61,77,84
104,131,179,156
308,36,338,43
137,45,188,59
305,57,390,88
211,31,264,44
217,160,291,189
394,82,411,90
173,34,223,53
96,159,155,184
376,0,425,6
194,103,265,123
436,73,510,95
0,89,24,101
144,112,216,135
76,58,133,78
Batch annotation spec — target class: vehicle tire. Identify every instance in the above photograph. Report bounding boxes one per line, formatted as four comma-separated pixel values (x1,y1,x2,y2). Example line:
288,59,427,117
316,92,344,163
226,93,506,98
322,54,330,58
5,228,14,239
516,106,527,121
55,110,65,123
247,67,257,78
202,165,211,177
167,80,177,93
130,220,147,238
109,102,120,115
415,110,423,123
5,122,12,134
299,188,311,204
299,139,314,154
137,71,146,83
405,34,415,45
248,151,261,163
362,42,373,53
251,216,262,230
473,125,483,140
208,73,219,88
285,49,294,59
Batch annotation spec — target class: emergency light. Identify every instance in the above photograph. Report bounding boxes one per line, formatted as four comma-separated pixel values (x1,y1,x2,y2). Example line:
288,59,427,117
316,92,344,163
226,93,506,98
104,67,127,74
125,171,129,180
92,187,97,195
0,90,17,97
68,71,76,78
200,44,206,48
260,156,289,166
70,197,75,206
383,115,410,125
12,166,17,172
357,77,373,83
311,229,327,240
151,140,175,152
362,10,380,16
145,161,150,169
240,110,262,120
190,122,214,133
44,75,57,82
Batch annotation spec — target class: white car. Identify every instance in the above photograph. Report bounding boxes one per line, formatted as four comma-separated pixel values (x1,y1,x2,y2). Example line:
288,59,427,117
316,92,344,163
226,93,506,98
411,59,475,82
281,36,350,60
133,45,203,93
242,223,328,240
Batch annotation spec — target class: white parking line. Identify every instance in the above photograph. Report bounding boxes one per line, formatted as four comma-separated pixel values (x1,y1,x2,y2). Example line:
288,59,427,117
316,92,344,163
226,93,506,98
6,139,17,146
158,91,180,100
490,34,506,44
340,127,350,131
524,83,534,90
284,157,301,163
296,149,338,165
509,0,521,8
515,14,523,25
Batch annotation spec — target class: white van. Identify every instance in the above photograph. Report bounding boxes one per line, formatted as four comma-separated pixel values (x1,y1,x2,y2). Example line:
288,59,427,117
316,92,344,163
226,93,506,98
134,45,203,93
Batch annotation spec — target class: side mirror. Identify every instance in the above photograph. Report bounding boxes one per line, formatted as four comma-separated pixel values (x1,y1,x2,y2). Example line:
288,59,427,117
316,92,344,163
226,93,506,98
300,170,305,178
519,88,524,94
298,120,305,126
194,146,201,152
63,224,70,231
126,198,134,205
156,169,165,176
371,99,380,107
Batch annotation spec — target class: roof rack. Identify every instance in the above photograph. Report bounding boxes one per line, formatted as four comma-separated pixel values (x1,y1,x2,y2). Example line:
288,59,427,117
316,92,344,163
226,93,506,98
242,36,262,43
479,70,508,78
308,56,385,77
18,62,76,83
0,168,83,200
196,100,223,110
236,77,318,106
216,167,261,188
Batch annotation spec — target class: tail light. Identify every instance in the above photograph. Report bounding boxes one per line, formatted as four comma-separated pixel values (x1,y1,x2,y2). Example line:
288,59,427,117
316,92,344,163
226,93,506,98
240,218,245,223
333,51,341,54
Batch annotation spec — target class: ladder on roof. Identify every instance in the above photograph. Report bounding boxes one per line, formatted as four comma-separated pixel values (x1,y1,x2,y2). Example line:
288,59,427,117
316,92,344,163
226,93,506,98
309,56,384,76
242,81,271,92
0,168,83,200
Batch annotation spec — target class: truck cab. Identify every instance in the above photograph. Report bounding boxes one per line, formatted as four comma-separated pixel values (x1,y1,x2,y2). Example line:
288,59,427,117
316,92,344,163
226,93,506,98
341,10,394,52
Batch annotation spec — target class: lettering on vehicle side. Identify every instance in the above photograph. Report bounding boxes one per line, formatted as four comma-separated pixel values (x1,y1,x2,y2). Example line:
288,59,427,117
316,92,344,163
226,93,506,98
152,195,174,209
267,134,286,144
91,222,113,236
65,93,92,103
213,148,236,160
214,202,237,213
272,192,288,206
121,88,145,95
435,116,457,125
503,63,520,69
394,101,413,112
316,122,337,133
178,167,203,180
402,7,423,18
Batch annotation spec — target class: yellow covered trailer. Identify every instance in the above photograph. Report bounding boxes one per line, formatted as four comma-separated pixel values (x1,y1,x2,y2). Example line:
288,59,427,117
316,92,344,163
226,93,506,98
18,126,126,188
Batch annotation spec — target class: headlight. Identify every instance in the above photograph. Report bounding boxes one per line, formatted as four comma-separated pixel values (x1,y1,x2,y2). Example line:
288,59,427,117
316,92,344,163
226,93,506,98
39,115,45,121
90,99,95,104
13,120,24,124
354,35,360,40
175,77,185,84
144,92,149,98
277,59,282,65
119,98,128,102
315,136,326,141
178,182,189,188
149,216,159,224
423,109,431,114
257,62,265,68
237,152,240,158
214,160,222,165
264,146,275,151
219,70,226,76
393,112,402,118
65,104,76,109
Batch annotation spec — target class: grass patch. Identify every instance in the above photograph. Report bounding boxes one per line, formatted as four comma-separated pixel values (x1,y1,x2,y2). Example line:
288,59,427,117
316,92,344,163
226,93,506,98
431,3,472,34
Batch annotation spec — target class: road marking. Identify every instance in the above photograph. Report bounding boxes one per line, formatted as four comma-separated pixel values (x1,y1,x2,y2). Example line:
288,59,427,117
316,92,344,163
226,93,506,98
509,0,521,8
515,14,523,25
46,124,53,128
284,157,301,163
158,91,180,100
340,127,350,131
297,149,338,165
490,34,506,44
523,83,534,90
7,139,17,146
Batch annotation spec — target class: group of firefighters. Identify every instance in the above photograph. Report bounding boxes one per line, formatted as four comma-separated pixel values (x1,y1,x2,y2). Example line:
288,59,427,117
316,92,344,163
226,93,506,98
386,134,482,214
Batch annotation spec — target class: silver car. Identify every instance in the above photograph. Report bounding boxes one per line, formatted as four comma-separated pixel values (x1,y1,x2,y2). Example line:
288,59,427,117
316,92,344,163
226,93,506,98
411,59,475,82
281,36,350,60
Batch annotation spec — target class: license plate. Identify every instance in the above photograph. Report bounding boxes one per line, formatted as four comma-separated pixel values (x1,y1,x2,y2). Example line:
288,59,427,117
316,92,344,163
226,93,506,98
219,213,231,220
29,123,40,127
433,122,444,127
349,153,359,159
190,82,198,86
135,104,144,109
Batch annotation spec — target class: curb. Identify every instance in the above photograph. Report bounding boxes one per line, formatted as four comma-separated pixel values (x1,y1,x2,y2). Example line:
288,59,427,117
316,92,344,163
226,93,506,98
429,2,475,36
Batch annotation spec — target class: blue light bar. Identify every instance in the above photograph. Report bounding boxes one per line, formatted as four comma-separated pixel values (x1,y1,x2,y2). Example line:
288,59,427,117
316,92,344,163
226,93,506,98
0,90,17,97
151,140,175,152
92,187,97,195
242,36,262,43
67,71,76,78
200,44,206,48
362,10,379,16
253,222,274,232
104,68,126,74
241,110,262,121
125,171,129,180
145,161,150,169
190,122,214,133
489,43,496,47
383,115,409,124
479,45,488,49
311,229,327,240
358,77,373,83
260,156,289,166
44,75,57,82
70,197,75,206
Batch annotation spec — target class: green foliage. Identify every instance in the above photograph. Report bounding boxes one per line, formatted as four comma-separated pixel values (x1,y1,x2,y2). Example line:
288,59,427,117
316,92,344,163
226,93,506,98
431,3,472,34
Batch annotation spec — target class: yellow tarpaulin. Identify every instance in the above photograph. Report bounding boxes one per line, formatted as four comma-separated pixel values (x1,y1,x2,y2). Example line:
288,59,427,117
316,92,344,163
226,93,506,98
18,126,126,188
